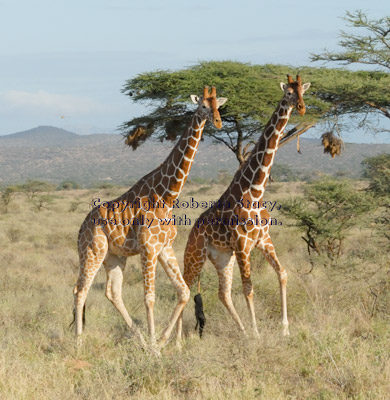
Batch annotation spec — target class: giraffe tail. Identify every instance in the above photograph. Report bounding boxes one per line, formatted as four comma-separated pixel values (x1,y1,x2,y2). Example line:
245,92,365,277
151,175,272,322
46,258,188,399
194,276,206,338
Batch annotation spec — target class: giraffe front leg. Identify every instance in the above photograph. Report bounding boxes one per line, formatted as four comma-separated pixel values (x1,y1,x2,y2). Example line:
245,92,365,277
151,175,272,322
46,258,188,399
257,236,289,336
140,247,159,352
235,249,260,338
157,246,190,348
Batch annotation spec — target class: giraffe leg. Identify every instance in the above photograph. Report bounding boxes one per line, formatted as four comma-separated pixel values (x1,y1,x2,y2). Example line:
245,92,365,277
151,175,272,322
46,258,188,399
175,227,208,344
257,235,289,336
157,246,190,348
235,249,260,337
73,247,106,345
103,254,147,349
208,249,246,333
140,246,159,349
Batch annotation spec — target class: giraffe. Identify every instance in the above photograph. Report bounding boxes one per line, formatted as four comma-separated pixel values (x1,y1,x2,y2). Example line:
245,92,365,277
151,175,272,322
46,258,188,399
177,75,310,339
73,86,227,350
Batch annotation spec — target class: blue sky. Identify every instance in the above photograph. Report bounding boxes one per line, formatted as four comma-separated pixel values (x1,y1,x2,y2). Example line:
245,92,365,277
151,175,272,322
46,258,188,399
0,0,388,142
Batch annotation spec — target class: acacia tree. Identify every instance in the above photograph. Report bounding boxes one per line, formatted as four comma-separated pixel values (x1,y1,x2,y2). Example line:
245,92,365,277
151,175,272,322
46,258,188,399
311,10,390,132
120,61,328,165
281,178,372,265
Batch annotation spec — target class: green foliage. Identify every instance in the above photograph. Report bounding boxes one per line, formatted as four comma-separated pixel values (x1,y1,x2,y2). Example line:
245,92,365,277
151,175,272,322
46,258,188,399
312,10,390,71
362,153,390,196
91,182,115,189
33,194,55,212
19,180,56,200
121,59,390,159
375,197,390,246
121,61,330,163
281,178,373,260
271,163,299,182
0,185,19,213
214,169,233,186
362,153,390,248
57,180,80,190
312,10,390,129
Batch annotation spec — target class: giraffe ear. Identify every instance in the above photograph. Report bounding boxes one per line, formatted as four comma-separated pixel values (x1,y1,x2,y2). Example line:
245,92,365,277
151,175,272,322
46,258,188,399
190,95,200,104
280,82,287,91
216,97,228,108
302,82,311,93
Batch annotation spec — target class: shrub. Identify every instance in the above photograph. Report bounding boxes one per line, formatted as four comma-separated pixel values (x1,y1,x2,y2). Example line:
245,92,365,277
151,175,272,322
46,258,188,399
281,178,373,261
362,153,390,196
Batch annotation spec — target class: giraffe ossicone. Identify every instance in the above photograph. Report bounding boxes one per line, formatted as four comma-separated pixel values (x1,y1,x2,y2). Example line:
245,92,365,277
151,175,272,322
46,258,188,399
178,75,311,339
73,86,227,351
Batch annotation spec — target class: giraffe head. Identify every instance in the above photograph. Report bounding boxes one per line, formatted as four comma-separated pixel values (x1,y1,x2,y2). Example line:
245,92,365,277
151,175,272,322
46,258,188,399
190,86,227,129
280,75,311,116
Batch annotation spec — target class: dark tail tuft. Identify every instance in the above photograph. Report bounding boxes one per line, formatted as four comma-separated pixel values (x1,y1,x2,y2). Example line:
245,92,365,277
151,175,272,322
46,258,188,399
69,304,86,329
194,293,206,338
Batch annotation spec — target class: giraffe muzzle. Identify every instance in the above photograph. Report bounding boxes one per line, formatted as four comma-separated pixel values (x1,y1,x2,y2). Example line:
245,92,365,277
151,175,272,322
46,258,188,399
214,117,222,129
297,103,306,116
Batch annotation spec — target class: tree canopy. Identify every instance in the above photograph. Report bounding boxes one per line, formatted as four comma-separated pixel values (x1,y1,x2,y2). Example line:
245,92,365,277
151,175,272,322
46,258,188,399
312,10,390,71
311,10,390,131
121,61,330,164
121,60,390,163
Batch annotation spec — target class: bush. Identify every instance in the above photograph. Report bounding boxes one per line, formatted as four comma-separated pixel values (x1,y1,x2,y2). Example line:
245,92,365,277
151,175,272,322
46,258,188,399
281,178,373,261
362,153,390,196
57,180,80,190
362,153,390,247
0,185,18,213
19,180,56,200
271,163,299,182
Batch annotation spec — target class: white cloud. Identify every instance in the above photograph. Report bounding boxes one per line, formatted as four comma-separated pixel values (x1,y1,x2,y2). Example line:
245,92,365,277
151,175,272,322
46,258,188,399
0,90,105,115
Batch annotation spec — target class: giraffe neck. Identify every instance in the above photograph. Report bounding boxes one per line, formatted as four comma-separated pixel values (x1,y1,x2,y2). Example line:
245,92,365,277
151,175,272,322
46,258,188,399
159,112,206,200
232,99,293,201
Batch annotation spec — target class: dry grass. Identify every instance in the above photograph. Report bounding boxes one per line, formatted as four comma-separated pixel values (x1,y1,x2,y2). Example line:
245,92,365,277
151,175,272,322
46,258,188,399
0,182,389,399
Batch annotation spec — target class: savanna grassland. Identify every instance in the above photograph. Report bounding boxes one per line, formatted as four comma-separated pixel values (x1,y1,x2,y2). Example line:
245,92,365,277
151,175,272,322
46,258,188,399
0,182,389,399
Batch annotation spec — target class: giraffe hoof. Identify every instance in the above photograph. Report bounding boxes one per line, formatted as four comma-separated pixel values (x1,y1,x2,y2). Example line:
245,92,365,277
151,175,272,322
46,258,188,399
282,326,290,336
150,345,162,358
157,333,170,349
175,340,183,352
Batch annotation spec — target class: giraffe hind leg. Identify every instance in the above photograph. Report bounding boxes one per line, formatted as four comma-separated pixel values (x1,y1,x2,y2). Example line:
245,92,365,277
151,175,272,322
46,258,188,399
176,227,208,343
209,249,247,333
69,299,85,329
73,245,107,344
157,246,190,348
257,235,289,336
103,254,147,349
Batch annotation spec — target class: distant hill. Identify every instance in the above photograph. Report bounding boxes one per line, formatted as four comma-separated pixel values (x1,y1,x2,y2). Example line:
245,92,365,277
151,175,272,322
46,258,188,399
0,126,79,146
0,125,389,185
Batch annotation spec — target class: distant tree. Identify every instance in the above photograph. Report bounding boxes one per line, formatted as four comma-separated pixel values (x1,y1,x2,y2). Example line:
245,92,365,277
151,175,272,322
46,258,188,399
19,180,56,200
0,185,18,213
33,194,55,212
362,153,390,248
362,153,390,196
121,61,329,165
92,182,115,190
281,178,372,264
57,180,80,190
271,164,299,182
214,169,233,186
311,10,390,133
312,11,390,71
